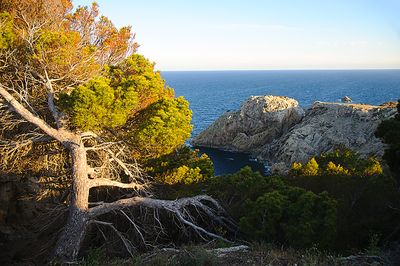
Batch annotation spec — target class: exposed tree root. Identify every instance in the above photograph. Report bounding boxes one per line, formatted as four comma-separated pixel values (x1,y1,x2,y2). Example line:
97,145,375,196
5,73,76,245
89,195,236,252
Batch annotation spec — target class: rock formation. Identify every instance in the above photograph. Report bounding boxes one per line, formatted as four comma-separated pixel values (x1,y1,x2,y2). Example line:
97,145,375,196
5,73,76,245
192,96,397,174
257,102,397,172
191,95,304,152
341,96,352,103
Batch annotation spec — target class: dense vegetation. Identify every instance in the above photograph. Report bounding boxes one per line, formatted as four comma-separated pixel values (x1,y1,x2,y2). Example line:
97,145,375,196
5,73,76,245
0,0,399,264
289,148,399,250
0,0,209,263
159,145,400,252
375,100,400,180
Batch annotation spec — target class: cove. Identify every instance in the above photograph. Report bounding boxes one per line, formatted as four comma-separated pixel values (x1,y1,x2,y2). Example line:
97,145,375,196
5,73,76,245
196,147,267,176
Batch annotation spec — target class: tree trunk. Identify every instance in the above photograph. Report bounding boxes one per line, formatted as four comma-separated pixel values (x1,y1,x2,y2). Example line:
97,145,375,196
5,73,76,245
53,140,91,262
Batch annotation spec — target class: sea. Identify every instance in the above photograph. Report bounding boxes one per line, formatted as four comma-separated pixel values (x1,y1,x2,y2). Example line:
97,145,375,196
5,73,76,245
162,70,400,176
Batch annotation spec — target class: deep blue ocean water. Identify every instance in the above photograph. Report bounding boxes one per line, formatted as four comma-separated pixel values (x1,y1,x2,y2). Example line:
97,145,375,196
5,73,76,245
162,70,400,175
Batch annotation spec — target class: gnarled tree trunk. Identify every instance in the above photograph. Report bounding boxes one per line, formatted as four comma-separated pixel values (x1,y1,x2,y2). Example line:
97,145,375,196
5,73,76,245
1,85,235,264
53,140,91,262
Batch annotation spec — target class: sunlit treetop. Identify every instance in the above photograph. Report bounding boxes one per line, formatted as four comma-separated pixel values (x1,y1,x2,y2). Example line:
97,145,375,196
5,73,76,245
59,54,174,131
0,0,192,163
0,0,136,94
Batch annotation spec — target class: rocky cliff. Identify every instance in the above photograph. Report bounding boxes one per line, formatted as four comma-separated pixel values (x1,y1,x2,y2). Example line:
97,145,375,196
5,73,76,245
191,95,304,152
192,96,397,173
258,101,397,172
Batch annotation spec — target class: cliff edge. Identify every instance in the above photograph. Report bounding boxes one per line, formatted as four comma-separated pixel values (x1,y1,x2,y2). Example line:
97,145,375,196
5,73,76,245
191,95,304,153
192,95,397,173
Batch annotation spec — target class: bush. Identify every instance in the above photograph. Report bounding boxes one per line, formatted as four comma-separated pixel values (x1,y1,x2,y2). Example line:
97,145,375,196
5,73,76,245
206,167,286,219
289,148,400,250
302,158,319,176
205,167,337,248
163,166,204,185
375,99,400,179
240,187,337,248
291,147,384,177
143,145,213,185
239,191,287,242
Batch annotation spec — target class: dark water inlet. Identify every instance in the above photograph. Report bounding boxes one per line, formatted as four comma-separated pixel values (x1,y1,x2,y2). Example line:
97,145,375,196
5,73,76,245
196,147,267,176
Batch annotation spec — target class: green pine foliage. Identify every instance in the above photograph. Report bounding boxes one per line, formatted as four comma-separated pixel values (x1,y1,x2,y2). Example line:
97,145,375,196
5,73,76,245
59,76,139,130
129,97,192,159
375,99,400,178
144,146,213,185
240,187,337,248
59,54,172,131
206,167,337,248
289,148,399,250
282,189,336,248
200,147,399,251
239,191,288,242
206,167,286,218
107,54,173,110
163,165,203,185
291,147,383,177
59,53,195,176
59,53,192,160
206,166,283,221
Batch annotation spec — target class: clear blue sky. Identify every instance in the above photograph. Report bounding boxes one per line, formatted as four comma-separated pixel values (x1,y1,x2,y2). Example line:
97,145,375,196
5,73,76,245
73,0,400,70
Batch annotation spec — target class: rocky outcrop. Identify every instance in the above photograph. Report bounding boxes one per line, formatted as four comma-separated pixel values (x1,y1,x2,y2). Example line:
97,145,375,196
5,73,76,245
341,96,352,103
192,95,397,174
191,95,304,152
257,102,397,172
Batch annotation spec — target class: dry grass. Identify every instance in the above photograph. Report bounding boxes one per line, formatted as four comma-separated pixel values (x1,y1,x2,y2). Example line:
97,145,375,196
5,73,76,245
78,242,395,266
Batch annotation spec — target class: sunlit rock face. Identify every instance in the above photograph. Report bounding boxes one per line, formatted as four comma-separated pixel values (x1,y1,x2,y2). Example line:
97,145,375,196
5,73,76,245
191,95,304,152
257,101,397,173
193,95,397,175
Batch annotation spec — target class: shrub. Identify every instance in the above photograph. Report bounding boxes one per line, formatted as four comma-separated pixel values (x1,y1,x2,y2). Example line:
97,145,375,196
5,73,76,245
363,158,383,176
292,147,384,177
144,146,213,185
302,158,319,176
326,162,350,176
205,167,337,248
240,187,337,248
289,149,400,250
163,166,204,185
240,191,288,242
206,166,286,219
375,100,400,179
291,162,302,173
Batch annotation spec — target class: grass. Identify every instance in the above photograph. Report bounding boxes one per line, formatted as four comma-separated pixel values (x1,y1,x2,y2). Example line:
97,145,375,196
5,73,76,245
78,242,392,266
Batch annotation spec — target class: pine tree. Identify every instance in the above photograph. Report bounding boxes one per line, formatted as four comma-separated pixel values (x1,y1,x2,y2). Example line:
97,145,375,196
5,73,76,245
0,1,230,262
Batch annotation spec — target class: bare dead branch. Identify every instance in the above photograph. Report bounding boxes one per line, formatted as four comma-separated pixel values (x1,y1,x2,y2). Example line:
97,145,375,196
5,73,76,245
89,177,146,191
88,195,235,244
44,69,63,128
0,84,68,143
119,209,146,246
90,220,135,257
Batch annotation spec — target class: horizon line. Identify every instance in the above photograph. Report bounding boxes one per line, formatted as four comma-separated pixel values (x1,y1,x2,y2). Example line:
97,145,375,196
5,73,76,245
160,68,400,72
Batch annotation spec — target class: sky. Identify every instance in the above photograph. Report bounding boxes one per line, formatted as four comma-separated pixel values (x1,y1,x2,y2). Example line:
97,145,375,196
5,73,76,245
72,0,400,71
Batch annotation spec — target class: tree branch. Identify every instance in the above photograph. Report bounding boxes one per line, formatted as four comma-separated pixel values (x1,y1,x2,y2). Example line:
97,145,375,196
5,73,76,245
44,69,63,129
90,220,135,257
88,195,234,243
89,177,146,191
0,84,67,143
